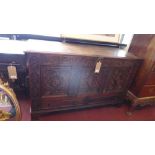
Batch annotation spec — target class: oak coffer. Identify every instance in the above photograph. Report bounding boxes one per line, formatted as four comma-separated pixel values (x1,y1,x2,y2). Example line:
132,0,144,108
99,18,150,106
26,42,142,118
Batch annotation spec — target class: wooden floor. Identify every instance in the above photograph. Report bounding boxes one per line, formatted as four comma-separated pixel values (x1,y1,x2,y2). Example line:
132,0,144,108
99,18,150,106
18,96,31,121
38,104,155,121
18,96,155,121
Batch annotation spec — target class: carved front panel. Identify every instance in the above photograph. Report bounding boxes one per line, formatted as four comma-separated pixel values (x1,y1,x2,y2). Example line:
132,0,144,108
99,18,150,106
41,54,72,66
41,66,71,96
77,67,104,95
103,67,133,93
28,54,41,110
28,52,141,115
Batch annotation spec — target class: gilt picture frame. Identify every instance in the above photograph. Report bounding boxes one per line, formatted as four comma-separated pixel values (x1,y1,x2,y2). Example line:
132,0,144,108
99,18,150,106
61,34,121,43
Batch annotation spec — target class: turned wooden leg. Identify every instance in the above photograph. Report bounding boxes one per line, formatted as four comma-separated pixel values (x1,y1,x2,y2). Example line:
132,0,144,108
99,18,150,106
126,102,138,116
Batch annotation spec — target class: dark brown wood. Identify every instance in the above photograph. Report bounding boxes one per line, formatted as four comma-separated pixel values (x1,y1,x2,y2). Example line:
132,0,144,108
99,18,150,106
128,34,154,58
26,42,142,118
128,34,155,98
0,53,28,94
146,72,155,85
139,85,155,97
27,53,41,111
26,42,138,59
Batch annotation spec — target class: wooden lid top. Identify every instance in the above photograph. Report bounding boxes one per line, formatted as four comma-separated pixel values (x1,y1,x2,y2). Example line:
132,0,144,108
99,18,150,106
25,41,140,59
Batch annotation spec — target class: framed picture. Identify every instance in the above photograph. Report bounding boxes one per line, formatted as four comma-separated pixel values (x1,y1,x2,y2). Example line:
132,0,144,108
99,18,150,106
61,34,121,43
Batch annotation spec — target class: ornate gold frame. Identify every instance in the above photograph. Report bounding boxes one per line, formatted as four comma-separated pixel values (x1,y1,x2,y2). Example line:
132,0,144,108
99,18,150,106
61,34,121,43
0,79,21,121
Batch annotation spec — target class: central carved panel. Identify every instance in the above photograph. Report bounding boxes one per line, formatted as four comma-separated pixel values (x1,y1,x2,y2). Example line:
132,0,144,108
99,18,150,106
78,67,103,94
41,66,71,96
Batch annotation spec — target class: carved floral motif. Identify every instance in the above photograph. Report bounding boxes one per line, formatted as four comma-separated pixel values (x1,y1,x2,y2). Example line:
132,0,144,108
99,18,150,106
104,67,132,92
41,67,71,96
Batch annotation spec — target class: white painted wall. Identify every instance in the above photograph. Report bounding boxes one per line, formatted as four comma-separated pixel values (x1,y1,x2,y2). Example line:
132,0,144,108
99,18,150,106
122,34,134,51
0,34,134,54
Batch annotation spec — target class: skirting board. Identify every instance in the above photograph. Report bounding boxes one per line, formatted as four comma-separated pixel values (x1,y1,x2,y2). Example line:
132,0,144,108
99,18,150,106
127,91,155,107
